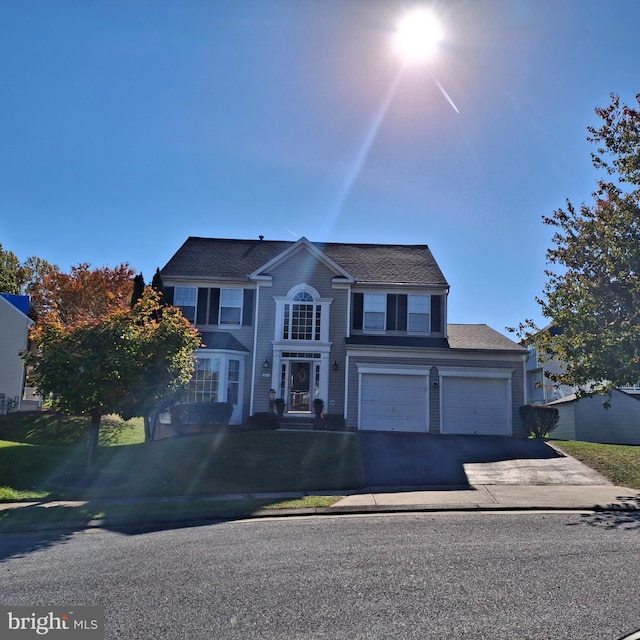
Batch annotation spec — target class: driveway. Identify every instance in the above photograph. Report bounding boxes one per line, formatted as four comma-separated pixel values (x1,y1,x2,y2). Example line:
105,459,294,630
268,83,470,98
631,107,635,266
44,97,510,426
358,432,611,487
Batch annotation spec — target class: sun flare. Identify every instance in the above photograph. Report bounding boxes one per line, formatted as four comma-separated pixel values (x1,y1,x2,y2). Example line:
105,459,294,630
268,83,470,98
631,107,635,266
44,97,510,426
393,8,443,65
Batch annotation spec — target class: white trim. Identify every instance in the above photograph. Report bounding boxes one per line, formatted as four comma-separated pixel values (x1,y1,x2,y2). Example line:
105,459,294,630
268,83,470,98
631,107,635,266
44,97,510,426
249,282,261,417
357,363,430,375
438,367,514,379
347,347,526,363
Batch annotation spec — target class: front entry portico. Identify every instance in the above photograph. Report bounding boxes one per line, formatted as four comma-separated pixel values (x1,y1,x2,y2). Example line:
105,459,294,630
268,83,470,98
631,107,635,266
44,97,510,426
272,352,329,414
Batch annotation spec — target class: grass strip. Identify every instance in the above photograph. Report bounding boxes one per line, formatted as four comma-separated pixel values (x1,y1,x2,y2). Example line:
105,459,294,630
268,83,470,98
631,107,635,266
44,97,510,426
552,440,640,489
0,495,343,531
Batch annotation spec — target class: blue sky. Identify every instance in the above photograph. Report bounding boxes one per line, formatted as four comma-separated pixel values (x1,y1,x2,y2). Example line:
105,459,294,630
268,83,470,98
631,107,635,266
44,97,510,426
1,1,639,334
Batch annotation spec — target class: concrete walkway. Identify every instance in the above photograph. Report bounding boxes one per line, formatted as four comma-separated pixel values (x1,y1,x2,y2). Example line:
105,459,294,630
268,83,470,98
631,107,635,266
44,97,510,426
331,484,640,511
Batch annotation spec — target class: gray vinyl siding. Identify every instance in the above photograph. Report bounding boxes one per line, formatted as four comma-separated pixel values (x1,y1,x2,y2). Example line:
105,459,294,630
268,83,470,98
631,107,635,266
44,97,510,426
346,353,526,435
576,393,640,444
254,250,350,416
550,392,640,445
548,404,577,440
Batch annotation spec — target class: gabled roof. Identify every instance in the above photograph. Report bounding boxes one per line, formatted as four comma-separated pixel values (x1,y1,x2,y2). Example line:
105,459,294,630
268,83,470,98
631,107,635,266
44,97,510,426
161,237,449,287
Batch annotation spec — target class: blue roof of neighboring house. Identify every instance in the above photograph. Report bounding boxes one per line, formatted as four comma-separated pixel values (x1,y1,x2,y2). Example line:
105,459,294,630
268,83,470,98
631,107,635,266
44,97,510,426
0,294,31,316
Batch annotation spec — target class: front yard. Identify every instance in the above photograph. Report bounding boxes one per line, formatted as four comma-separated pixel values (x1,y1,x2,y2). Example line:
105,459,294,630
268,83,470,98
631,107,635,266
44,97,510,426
0,412,364,501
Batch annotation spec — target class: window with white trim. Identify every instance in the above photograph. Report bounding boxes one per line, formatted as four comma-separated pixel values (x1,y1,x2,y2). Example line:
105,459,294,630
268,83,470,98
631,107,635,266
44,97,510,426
283,291,322,341
188,356,220,403
227,359,240,405
364,294,385,330
220,288,243,325
175,286,197,322
408,294,430,332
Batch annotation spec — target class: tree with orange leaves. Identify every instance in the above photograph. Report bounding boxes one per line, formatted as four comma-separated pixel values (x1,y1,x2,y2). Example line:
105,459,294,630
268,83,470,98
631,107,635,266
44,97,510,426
25,266,201,468
30,262,135,326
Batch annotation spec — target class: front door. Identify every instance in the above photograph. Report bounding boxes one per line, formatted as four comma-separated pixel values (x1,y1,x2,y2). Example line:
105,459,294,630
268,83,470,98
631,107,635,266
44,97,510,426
289,362,311,411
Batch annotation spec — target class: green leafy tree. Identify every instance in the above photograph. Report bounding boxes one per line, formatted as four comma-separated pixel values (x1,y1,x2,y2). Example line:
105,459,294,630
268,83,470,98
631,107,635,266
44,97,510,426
25,286,201,466
0,244,57,294
518,93,640,395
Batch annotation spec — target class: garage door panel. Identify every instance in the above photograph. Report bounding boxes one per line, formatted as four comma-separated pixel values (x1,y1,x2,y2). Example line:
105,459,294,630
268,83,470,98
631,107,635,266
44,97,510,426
441,376,510,435
361,374,428,432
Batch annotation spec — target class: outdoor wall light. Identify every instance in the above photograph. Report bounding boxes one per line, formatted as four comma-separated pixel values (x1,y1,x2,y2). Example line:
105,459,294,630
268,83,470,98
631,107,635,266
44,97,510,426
432,380,439,389
332,360,338,371
264,358,270,369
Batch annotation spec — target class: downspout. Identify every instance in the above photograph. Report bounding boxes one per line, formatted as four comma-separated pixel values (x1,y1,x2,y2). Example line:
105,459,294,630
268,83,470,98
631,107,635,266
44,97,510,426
344,287,352,421
249,282,260,417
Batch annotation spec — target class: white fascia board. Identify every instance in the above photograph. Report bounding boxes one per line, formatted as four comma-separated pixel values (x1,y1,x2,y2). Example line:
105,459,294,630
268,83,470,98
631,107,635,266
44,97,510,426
345,346,526,363
356,363,430,375
164,277,253,286
438,367,514,379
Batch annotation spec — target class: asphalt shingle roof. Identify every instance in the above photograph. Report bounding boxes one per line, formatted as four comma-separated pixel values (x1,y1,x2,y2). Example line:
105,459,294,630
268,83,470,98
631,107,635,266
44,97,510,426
161,237,449,287
446,324,527,352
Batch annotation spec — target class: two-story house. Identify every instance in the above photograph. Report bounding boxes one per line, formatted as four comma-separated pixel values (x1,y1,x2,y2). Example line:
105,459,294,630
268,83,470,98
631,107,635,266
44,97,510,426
160,236,528,435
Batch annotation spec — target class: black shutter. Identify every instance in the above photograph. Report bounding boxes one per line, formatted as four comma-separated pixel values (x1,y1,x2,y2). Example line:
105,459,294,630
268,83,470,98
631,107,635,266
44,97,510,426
431,295,442,332
163,286,174,305
397,294,407,331
386,294,397,330
209,288,220,325
242,289,254,326
352,293,363,330
196,288,209,324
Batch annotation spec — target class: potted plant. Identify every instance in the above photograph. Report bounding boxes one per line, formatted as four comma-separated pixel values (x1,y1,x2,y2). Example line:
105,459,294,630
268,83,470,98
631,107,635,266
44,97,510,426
274,397,286,417
312,398,324,417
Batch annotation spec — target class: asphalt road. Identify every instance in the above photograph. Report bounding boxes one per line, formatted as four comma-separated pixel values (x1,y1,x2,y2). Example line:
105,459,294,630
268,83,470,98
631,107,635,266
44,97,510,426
1,512,640,639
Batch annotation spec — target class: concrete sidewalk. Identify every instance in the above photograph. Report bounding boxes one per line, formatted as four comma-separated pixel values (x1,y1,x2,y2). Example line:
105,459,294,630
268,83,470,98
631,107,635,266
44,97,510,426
331,484,640,512
1,484,639,524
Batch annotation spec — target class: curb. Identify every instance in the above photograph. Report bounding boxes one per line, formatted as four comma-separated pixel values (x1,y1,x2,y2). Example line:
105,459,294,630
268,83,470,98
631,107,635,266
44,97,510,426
2,500,639,535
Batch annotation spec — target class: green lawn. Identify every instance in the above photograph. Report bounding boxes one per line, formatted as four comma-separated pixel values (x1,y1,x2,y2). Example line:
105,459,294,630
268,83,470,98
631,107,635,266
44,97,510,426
0,412,364,501
552,440,640,489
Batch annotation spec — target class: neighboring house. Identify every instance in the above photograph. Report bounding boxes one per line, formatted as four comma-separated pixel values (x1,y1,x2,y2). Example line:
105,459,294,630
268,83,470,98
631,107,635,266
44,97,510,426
549,389,640,445
160,236,528,435
525,344,578,404
0,293,39,413
524,328,640,444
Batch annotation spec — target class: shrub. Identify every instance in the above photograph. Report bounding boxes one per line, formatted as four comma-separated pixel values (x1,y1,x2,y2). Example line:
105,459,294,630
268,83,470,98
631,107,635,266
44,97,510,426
323,413,346,430
250,412,279,430
519,404,559,438
171,402,234,435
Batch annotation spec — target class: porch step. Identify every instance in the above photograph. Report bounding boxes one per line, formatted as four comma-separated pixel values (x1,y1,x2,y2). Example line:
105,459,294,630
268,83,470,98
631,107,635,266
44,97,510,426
277,416,318,431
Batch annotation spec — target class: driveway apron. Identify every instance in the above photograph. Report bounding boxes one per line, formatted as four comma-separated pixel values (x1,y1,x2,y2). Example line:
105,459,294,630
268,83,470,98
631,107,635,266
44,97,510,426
357,433,610,487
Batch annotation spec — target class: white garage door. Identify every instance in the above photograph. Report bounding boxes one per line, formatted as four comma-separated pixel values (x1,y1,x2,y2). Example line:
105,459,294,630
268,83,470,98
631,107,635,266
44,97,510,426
360,374,428,432
441,376,511,435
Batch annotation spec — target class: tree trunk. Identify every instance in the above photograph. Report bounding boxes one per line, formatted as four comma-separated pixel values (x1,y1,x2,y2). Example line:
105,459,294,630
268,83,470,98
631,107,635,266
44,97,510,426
87,411,101,470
